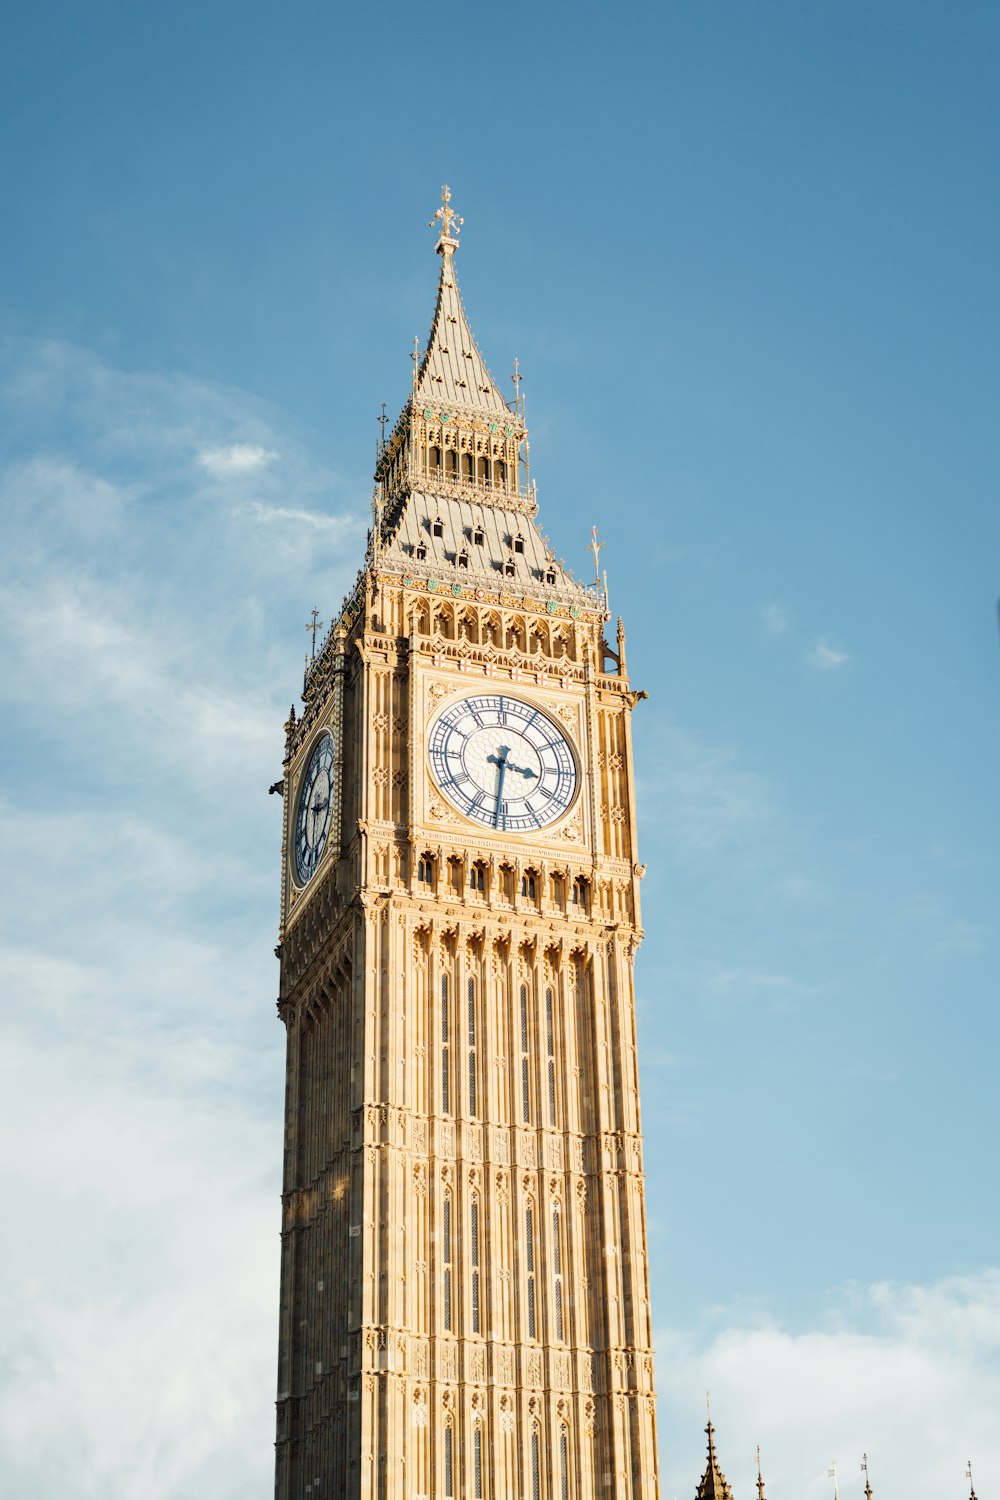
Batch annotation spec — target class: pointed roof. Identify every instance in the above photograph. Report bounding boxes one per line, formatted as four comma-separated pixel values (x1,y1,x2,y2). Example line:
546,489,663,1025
413,188,516,424
696,1422,735,1500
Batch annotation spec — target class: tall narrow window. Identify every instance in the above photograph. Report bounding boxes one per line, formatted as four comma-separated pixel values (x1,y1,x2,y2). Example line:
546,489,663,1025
444,1422,454,1499
474,1426,483,1499
531,1429,540,1500
471,1193,481,1334
467,977,478,1118
545,986,556,1125
552,1206,564,1341
442,1190,453,1332
560,1428,569,1500
525,1203,536,1338
519,982,530,1123
441,975,450,1115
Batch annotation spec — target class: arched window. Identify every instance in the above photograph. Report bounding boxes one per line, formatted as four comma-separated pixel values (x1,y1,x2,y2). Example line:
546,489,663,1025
471,1191,481,1333
468,976,478,1118
476,455,489,484
429,446,441,474
474,1426,483,1499
519,982,530,1124
417,854,435,885
545,986,556,1126
441,974,451,1115
442,1188,453,1332
462,451,474,480
444,1421,455,1499
521,871,537,900
571,876,588,911
446,448,458,477
552,1205,564,1340
496,459,507,488
469,861,485,893
525,1202,536,1339
530,1427,540,1500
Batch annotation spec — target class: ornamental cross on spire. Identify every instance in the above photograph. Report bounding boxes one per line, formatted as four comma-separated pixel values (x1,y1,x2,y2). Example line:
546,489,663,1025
430,184,463,250
305,607,324,658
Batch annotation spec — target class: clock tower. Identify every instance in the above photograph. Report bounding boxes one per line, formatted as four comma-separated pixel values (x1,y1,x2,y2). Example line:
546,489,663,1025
274,189,659,1500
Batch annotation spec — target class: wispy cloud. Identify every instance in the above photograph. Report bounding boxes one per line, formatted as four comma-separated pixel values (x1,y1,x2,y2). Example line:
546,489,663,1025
761,601,789,635
808,636,851,670
637,722,777,859
236,498,361,533
198,442,278,476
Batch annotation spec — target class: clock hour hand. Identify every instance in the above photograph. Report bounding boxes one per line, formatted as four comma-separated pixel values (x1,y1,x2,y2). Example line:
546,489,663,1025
505,760,537,780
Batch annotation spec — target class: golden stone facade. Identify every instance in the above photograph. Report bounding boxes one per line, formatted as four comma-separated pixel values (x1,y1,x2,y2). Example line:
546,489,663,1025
274,192,659,1500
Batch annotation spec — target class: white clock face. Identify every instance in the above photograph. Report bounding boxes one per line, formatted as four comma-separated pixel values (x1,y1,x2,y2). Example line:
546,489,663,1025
293,732,335,885
428,694,578,832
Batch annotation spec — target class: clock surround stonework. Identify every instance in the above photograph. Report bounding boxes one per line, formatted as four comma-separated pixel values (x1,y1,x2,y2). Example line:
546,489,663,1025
274,202,660,1500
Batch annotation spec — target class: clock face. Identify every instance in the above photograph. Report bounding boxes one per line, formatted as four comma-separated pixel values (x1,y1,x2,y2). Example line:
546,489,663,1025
428,694,578,832
293,733,335,885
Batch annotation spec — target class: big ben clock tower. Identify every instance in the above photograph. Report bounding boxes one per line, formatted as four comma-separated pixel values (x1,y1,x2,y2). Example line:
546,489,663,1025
274,189,660,1500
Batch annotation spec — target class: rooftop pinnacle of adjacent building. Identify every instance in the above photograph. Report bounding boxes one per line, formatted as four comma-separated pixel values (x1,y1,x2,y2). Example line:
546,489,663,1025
696,1419,736,1500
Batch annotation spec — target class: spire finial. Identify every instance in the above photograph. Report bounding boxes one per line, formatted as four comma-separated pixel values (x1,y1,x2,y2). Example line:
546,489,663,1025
429,183,463,256
305,607,324,660
966,1461,977,1500
755,1445,766,1500
827,1461,840,1500
590,525,603,591
861,1454,873,1500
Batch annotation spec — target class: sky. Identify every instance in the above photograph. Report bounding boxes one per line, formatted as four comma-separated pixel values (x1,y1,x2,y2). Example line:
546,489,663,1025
1,2,998,1497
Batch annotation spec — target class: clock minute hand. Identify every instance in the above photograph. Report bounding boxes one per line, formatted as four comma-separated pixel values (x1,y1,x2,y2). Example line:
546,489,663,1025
487,746,510,828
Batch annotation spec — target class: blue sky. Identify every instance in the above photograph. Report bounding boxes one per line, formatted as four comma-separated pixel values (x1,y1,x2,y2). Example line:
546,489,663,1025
1,2,998,1496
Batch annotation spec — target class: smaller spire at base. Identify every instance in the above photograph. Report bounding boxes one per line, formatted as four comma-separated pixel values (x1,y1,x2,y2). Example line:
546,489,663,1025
695,1402,734,1500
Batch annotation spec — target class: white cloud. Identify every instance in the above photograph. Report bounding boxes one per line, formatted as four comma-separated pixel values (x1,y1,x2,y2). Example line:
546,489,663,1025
761,601,788,635
656,1270,1000,1499
198,442,278,476
237,498,361,532
638,722,777,859
808,637,851,670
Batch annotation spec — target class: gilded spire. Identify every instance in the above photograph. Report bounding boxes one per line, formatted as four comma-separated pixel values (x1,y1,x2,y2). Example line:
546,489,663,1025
861,1453,873,1500
755,1445,766,1500
966,1461,977,1500
412,186,514,422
